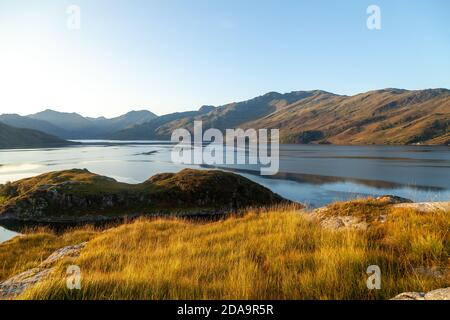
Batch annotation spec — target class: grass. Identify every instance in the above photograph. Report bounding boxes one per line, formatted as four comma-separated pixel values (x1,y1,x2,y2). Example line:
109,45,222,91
0,227,98,282
11,202,449,300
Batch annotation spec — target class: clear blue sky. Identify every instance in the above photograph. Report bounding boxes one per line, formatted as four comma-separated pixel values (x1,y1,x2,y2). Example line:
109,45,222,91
0,0,449,117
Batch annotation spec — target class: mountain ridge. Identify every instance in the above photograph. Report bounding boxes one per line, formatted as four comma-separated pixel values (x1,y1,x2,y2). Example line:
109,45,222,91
1,88,448,145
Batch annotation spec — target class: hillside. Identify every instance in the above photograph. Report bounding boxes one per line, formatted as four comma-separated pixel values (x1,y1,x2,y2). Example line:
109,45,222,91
0,122,76,149
245,88,450,145
0,169,286,220
113,89,450,145
1,198,448,300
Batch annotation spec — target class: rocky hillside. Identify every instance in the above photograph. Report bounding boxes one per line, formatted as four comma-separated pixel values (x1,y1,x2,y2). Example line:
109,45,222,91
0,169,286,220
0,122,76,149
112,89,449,145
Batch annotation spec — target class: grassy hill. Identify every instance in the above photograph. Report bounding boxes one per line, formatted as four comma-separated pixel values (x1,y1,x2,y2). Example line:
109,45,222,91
0,122,76,149
0,169,287,220
1,198,448,300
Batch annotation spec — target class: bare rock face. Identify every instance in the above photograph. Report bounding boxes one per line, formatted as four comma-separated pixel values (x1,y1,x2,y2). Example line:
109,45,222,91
391,287,450,300
0,242,87,299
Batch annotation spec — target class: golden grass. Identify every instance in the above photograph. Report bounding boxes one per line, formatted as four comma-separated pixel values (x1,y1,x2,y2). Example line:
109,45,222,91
0,227,98,282
15,204,450,300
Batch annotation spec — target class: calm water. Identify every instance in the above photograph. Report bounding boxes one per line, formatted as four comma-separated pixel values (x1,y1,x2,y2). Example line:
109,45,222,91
1,141,449,243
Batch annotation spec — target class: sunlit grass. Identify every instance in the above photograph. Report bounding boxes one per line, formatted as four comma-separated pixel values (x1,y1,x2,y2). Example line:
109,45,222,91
15,203,449,300
0,227,98,282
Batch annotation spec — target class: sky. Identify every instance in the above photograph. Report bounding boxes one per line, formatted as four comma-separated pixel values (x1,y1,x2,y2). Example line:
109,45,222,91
0,0,449,118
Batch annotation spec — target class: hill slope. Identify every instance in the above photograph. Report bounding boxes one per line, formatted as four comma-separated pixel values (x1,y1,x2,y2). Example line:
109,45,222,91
0,122,76,149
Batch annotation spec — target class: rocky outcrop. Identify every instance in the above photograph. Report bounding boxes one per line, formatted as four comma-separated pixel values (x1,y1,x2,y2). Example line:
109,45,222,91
0,242,87,299
392,287,450,300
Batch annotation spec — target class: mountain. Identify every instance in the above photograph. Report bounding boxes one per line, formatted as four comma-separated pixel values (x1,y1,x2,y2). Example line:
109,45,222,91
0,122,76,149
0,109,157,139
111,89,449,145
